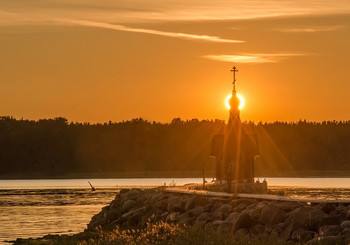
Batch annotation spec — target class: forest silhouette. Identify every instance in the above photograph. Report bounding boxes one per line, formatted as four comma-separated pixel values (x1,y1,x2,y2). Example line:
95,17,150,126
0,116,349,178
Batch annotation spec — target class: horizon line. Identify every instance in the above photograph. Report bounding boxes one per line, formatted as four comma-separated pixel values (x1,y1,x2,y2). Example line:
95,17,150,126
1,115,349,125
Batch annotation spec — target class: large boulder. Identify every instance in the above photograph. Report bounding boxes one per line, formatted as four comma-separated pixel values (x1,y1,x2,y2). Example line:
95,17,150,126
309,209,332,230
121,189,140,202
89,217,107,230
123,207,146,226
121,199,137,213
233,203,248,213
284,206,313,230
211,199,225,211
88,206,110,230
167,196,183,212
203,204,213,212
212,204,233,220
258,203,285,225
140,210,165,226
217,204,233,214
103,209,121,222
113,207,144,226
277,202,303,213
147,193,163,207
196,212,213,226
241,202,266,221
279,223,295,241
339,228,350,237
291,228,315,243
319,203,336,214
225,212,240,223
154,198,169,211
110,198,121,210
269,222,287,237
319,225,342,237
232,213,255,232
184,195,207,211
285,206,329,231
90,206,108,222
188,205,205,216
177,213,196,225
231,199,256,213
307,236,345,245
119,189,130,195
341,220,350,229
320,214,342,227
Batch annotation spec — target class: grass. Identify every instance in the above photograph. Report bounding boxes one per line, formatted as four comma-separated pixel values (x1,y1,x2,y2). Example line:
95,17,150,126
14,219,349,245
14,221,293,245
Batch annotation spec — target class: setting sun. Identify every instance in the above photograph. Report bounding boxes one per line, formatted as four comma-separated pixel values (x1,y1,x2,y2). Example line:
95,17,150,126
225,93,245,111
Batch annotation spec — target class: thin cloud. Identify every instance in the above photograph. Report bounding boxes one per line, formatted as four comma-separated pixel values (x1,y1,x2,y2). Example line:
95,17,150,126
2,0,350,26
55,19,244,43
282,25,346,33
0,10,25,24
203,53,306,63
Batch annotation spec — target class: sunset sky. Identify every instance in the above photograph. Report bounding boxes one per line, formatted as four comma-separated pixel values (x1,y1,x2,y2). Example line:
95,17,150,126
0,0,349,123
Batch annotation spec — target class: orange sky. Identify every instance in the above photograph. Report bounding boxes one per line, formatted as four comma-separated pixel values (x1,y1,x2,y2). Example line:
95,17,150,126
0,0,349,123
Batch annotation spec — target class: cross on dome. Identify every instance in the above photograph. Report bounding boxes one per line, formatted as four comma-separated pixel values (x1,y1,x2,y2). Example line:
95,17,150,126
230,66,238,91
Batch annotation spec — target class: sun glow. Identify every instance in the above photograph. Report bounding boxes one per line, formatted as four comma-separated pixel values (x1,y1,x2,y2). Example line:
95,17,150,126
225,93,245,110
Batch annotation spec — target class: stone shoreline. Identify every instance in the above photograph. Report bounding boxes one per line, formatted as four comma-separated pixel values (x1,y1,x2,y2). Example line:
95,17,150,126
87,188,350,244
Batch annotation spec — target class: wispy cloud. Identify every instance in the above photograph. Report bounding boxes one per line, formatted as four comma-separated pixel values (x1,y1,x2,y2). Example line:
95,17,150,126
203,53,306,63
55,19,244,43
282,25,346,33
1,0,350,26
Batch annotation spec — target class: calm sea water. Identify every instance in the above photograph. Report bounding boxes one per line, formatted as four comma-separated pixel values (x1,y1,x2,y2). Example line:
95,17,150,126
0,178,350,244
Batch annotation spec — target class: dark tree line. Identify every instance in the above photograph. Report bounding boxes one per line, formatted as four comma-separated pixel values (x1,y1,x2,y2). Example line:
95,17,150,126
0,116,349,178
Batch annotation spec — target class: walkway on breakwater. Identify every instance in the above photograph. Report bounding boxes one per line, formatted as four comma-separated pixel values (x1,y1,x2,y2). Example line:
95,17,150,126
165,187,350,204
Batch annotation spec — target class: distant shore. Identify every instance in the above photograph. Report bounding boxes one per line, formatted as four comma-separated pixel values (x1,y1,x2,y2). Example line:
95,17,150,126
2,170,350,180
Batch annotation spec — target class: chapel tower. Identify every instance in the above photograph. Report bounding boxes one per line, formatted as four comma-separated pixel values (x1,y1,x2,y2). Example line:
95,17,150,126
223,66,242,192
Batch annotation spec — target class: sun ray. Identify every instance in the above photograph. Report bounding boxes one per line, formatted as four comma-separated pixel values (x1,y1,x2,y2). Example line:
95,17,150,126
225,93,245,110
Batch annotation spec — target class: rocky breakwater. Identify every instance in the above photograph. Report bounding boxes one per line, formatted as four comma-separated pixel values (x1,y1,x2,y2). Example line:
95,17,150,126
88,188,350,244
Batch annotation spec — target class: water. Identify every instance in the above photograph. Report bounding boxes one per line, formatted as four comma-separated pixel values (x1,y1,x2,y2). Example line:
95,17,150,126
0,178,350,244
0,178,203,244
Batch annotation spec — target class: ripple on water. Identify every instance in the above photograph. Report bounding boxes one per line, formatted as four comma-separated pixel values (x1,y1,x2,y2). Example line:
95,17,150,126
270,186,350,200
0,188,118,243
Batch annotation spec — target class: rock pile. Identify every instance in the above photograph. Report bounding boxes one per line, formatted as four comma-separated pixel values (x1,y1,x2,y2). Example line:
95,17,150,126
88,188,350,244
